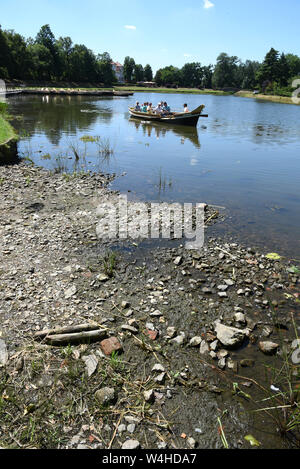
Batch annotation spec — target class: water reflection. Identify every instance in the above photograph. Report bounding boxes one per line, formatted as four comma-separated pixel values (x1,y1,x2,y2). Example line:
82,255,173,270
11,95,113,145
129,118,201,149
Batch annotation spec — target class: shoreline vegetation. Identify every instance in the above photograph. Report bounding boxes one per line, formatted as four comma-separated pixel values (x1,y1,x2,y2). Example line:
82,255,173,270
0,105,16,146
9,85,299,105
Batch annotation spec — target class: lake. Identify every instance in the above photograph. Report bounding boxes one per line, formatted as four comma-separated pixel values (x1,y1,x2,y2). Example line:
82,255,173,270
8,92,300,258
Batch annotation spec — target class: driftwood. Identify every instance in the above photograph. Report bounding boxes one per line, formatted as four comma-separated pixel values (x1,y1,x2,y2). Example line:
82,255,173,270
34,323,101,340
44,329,107,346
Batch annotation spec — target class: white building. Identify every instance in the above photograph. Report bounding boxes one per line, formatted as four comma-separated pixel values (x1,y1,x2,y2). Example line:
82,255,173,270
111,61,125,83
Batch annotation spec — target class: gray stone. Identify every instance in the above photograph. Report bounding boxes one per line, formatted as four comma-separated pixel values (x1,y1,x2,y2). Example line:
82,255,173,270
0,340,8,367
259,341,279,355
95,387,116,405
122,439,140,450
215,323,247,348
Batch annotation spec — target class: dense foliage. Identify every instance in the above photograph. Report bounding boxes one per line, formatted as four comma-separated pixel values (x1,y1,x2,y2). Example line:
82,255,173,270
1,23,300,95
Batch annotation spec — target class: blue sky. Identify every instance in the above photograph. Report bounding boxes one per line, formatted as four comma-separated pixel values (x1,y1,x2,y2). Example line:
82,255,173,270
1,0,299,72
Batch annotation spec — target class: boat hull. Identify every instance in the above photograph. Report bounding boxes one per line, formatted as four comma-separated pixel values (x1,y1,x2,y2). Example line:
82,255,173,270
128,107,207,127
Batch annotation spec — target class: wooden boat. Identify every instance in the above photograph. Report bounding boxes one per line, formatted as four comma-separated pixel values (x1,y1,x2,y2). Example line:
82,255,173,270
128,105,208,127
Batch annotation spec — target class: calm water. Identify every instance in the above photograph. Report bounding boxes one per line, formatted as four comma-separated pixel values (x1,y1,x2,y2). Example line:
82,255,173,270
8,92,300,257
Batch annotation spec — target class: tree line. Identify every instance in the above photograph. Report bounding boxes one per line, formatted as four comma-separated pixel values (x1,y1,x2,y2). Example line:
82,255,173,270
1,24,300,96
154,49,300,96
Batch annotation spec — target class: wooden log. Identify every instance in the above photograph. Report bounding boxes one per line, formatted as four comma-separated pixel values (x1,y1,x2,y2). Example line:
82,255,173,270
34,323,101,340
44,329,108,346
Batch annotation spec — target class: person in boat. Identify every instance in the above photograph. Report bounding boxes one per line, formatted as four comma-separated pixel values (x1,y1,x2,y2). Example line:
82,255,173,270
162,102,171,115
142,102,148,112
154,103,163,115
183,103,190,113
147,102,153,112
135,102,141,111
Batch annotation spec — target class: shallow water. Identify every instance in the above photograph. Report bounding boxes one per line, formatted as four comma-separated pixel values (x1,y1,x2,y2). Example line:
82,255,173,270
8,92,300,258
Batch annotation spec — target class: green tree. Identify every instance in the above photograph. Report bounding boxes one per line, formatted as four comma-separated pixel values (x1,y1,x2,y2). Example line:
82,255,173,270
180,62,203,87
69,44,98,82
144,64,153,81
286,53,300,78
212,53,240,88
256,48,280,86
97,52,115,84
134,64,144,82
56,36,73,81
123,56,135,83
202,65,213,88
27,43,54,80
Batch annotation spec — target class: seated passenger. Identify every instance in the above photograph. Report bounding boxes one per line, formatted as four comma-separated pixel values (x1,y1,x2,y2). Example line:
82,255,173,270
162,102,171,114
154,103,163,115
142,102,148,112
183,103,190,113
147,102,153,112
135,102,141,111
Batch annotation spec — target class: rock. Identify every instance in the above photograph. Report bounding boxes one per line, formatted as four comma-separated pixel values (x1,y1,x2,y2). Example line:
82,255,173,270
144,389,155,403
210,340,218,351
121,301,130,309
64,285,77,299
234,313,246,324
174,256,182,266
187,437,196,449
259,341,279,355
82,354,98,377
227,358,238,372
0,340,8,367
166,327,176,338
152,363,165,372
100,337,123,356
127,424,136,434
218,358,226,369
122,440,140,450
189,336,202,347
170,333,185,346
215,323,247,348
154,372,166,383
261,326,273,337
121,325,138,334
97,273,109,282
118,424,126,434
200,340,209,355
95,387,116,405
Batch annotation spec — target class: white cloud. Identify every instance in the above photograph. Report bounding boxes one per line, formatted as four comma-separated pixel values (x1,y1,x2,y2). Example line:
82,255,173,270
124,25,136,30
203,0,214,9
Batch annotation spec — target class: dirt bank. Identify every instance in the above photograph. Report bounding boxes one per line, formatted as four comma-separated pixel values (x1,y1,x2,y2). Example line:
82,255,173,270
0,163,299,449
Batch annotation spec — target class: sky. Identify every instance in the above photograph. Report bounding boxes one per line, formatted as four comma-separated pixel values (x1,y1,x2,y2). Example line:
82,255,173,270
1,0,300,73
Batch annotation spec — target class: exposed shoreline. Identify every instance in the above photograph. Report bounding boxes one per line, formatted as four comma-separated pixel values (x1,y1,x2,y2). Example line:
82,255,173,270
0,161,299,449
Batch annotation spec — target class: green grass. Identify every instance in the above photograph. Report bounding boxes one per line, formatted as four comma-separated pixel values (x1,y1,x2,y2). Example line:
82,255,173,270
114,86,232,96
235,90,299,105
0,114,15,145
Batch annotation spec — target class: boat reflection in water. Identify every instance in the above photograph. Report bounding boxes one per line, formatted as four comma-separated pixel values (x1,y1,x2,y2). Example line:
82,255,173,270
129,118,201,149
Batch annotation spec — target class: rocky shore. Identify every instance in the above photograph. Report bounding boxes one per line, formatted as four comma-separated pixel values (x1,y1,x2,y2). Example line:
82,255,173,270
0,163,299,449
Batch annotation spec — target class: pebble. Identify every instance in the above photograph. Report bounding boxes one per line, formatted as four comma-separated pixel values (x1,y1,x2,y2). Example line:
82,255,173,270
122,440,140,450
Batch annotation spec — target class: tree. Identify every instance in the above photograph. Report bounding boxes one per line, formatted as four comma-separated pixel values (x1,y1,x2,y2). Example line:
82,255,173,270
286,53,300,78
97,52,115,84
36,25,61,79
27,43,54,80
239,60,260,89
180,62,203,87
69,44,98,82
278,53,290,86
123,56,135,83
56,36,73,80
256,48,280,86
212,53,240,88
154,66,181,86
134,64,144,82
144,64,153,81
202,65,213,88
0,26,11,79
